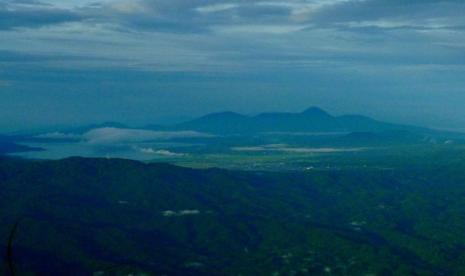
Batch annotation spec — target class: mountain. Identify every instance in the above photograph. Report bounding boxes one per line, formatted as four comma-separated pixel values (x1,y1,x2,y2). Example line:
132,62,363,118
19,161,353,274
0,141,40,155
0,135,42,154
172,107,425,135
175,111,248,134
2,156,465,274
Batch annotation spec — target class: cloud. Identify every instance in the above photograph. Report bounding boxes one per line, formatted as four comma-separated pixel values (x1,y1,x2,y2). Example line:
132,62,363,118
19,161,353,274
83,127,213,145
2,0,465,35
85,0,341,34
138,148,185,157
3,0,343,33
35,131,80,140
2,0,464,73
73,0,465,35
196,3,239,14
0,0,83,30
211,24,309,34
311,0,465,31
162,209,200,217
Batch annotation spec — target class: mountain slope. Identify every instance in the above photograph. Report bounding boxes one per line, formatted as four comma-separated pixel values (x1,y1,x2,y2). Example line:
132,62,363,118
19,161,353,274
173,107,425,134
2,156,465,274
175,111,248,134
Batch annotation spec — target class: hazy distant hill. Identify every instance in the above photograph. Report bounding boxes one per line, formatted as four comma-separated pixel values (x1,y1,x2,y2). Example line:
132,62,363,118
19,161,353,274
173,107,425,134
11,108,462,154
0,141,37,154
0,135,42,154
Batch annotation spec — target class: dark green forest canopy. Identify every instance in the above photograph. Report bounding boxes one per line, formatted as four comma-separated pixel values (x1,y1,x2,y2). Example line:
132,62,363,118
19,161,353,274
1,156,465,275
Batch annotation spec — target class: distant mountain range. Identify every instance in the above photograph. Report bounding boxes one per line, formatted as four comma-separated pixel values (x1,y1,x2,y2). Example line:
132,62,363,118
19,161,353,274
164,107,427,135
20,107,441,137
2,107,461,153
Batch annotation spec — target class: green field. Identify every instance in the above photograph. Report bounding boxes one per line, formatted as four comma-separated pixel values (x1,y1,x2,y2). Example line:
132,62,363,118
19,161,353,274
151,144,465,172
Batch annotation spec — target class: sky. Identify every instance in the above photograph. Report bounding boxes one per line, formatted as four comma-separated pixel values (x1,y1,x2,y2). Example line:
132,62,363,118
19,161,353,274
1,0,465,132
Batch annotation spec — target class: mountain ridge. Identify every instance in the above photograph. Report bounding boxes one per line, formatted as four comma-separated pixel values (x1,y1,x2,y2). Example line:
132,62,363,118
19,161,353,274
171,107,427,135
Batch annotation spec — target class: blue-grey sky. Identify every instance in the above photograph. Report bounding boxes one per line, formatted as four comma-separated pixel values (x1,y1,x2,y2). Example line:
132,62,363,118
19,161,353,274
1,0,465,132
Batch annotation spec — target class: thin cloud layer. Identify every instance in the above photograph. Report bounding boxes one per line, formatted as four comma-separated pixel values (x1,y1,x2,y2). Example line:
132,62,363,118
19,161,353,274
3,0,465,32
0,0,83,30
1,0,464,72
83,127,213,145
